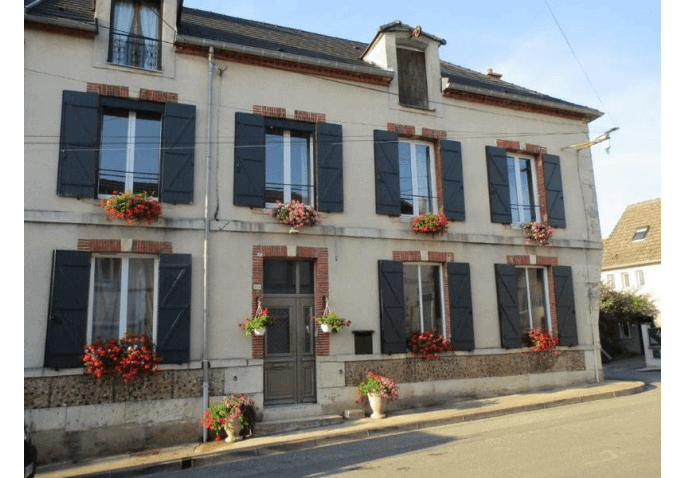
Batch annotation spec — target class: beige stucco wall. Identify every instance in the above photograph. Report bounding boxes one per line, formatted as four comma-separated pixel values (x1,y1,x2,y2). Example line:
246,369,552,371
25,0,603,462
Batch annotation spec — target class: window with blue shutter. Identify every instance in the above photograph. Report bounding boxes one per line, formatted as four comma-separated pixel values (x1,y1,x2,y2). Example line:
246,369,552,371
440,140,465,221
495,263,522,348
553,265,578,346
543,154,566,228
378,260,406,354
233,112,344,212
43,250,193,368
56,90,196,204
448,262,474,350
486,146,512,224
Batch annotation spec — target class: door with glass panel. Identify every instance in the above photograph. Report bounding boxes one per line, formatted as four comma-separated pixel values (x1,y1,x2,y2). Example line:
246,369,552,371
263,261,316,405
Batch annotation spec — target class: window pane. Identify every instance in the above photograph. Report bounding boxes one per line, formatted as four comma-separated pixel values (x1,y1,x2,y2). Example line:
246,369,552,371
99,113,129,195
420,265,440,333
415,145,432,214
298,261,314,294
398,143,413,215
264,260,296,294
516,268,530,331
507,157,520,224
528,269,548,330
92,258,122,340
290,132,310,204
265,130,284,203
133,114,161,195
518,159,536,223
126,258,154,337
403,265,421,334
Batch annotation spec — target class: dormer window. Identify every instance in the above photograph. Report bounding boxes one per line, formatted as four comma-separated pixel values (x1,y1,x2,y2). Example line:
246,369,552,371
632,226,649,241
396,47,429,109
109,0,161,70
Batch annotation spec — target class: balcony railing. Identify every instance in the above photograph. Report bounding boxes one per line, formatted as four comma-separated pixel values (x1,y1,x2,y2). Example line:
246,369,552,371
109,31,161,70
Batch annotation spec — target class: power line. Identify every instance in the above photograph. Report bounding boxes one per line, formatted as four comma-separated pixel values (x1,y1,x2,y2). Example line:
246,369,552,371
544,0,617,126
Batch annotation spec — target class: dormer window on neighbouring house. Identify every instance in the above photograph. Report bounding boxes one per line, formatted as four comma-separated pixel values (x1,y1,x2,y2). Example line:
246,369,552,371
109,0,161,70
396,47,429,109
632,226,649,241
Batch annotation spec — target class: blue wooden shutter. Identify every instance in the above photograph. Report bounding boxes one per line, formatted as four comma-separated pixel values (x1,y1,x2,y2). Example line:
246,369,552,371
57,91,99,198
553,266,578,346
157,254,192,363
543,154,566,228
448,262,474,351
44,250,91,369
378,260,406,354
234,112,266,207
441,139,465,221
495,263,522,348
316,122,344,212
374,130,401,216
161,102,196,204
486,146,512,224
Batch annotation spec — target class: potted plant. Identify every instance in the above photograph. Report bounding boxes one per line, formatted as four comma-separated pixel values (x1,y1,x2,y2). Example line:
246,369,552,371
314,312,352,333
81,333,162,383
522,221,555,246
355,371,399,419
270,200,321,233
411,212,449,235
407,331,453,359
100,191,162,225
238,308,275,337
201,394,257,442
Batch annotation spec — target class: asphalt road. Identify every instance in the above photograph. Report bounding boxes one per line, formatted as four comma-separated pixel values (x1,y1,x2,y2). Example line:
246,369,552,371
146,363,660,478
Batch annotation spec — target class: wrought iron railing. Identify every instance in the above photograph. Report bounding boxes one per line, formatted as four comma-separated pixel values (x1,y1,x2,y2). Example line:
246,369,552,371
109,31,161,70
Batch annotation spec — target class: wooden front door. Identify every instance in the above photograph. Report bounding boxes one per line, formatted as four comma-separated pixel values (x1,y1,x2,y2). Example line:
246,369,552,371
262,261,316,405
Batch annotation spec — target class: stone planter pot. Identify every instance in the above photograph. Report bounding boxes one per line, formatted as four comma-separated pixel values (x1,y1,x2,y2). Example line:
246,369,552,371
368,392,386,419
223,417,241,443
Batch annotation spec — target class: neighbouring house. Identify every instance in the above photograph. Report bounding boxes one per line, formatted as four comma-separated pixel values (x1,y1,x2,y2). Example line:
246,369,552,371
25,0,605,464
600,198,661,357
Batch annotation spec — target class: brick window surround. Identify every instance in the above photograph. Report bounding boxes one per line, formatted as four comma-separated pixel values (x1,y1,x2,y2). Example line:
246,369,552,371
251,245,330,358
496,139,550,224
77,239,173,254
506,254,560,335
392,250,455,339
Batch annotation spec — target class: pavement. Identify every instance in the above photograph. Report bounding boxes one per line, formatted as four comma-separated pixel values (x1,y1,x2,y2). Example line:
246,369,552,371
35,357,659,478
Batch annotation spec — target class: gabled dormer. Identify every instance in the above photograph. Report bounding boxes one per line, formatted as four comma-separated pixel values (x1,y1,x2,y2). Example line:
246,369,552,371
361,21,446,112
92,0,181,77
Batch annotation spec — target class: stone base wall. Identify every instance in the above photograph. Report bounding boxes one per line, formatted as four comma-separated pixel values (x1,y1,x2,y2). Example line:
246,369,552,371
344,350,586,388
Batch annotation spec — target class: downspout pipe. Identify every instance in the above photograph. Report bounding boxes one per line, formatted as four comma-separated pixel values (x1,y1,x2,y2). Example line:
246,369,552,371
202,45,214,443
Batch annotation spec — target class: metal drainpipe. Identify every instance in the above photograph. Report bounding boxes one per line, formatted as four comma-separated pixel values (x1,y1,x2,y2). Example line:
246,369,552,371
202,46,214,443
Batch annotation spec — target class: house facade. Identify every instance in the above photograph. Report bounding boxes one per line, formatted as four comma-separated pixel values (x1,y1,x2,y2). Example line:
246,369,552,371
600,198,661,357
25,0,605,463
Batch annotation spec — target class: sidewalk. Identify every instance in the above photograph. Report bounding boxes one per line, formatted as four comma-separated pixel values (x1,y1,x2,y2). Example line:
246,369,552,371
35,379,647,478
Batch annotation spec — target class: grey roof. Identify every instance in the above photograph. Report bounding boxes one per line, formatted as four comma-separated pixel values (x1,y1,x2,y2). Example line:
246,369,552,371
25,0,602,119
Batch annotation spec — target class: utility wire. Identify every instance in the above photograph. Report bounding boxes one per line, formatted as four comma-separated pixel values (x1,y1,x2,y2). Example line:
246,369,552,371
544,0,617,126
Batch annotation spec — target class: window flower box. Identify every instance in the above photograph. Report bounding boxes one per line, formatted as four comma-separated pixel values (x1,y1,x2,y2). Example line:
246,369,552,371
101,191,162,225
407,331,453,359
81,333,162,383
411,212,449,235
270,200,321,232
522,221,555,246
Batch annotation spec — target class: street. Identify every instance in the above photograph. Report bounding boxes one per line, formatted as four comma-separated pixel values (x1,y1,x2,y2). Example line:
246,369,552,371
145,374,660,478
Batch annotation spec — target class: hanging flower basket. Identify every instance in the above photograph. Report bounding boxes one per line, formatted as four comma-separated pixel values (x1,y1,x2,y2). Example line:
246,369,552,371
239,307,276,337
313,312,352,333
270,200,321,231
101,191,162,225
411,212,449,235
522,221,555,246
81,333,162,383
407,331,453,359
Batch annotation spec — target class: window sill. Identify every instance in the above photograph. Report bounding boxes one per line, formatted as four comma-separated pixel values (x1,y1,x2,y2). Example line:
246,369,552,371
398,103,436,113
105,61,163,75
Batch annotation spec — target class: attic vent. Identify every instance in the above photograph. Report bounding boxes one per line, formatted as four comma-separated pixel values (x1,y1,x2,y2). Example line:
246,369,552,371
632,226,649,242
486,68,503,80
